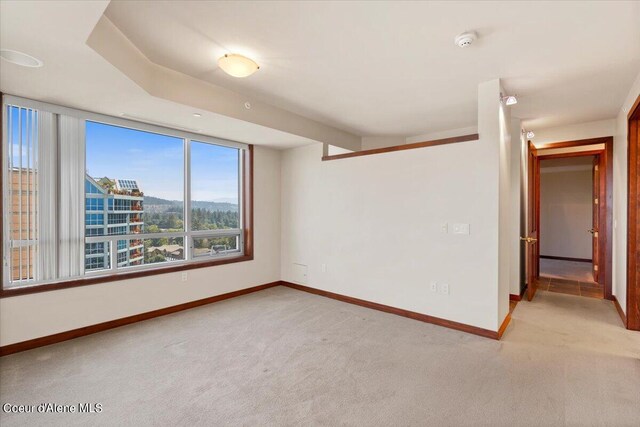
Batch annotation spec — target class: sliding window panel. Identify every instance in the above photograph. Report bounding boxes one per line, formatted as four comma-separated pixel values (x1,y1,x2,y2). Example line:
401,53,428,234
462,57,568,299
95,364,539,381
141,237,184,265
189,141,240,232
192,235,239,258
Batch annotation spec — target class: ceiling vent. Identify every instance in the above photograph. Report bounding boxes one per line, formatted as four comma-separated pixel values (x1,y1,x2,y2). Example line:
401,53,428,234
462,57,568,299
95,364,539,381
454,31,477,48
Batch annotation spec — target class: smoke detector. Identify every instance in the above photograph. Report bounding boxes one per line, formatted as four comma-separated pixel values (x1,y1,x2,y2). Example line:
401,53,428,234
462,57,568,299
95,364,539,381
454,31,477,48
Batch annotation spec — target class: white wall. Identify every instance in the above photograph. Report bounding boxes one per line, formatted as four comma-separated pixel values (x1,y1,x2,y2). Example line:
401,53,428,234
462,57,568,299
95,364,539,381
361,136,406,150
359,126,479,151
540,169,593,259
613,70,640,314
497,86,512,324
406,126,479,145
281,80,510,331
509,118,523,296
0,146,282,346
533,119,616,145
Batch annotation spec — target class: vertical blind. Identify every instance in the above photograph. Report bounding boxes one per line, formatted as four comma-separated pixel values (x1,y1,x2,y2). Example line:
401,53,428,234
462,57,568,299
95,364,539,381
37,111,58,281
4,106,39,284
57,115,85,278
3,107,86,285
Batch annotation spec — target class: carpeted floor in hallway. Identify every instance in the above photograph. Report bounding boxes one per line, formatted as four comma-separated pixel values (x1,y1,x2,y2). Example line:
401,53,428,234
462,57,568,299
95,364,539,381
1,286,639,426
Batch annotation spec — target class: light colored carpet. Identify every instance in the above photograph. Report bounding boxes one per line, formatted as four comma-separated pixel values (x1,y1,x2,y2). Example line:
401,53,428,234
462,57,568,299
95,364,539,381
540,258,595,283
1,286,639,426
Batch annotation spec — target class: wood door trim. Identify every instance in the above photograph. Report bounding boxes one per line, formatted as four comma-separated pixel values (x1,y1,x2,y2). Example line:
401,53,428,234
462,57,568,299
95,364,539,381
282,281,510,340
536,150,603,160
0,281,281,356
627,94,640,330
540,255,592,263
533,137,611,150
526,140,538,301
321,134,479,161
534,137,613,300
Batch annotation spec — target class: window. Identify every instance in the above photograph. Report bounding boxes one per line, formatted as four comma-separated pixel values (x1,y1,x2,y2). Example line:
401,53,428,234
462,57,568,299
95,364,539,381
2,96,252,293
190,141,240,231
86,198,104,211
3,106,38,284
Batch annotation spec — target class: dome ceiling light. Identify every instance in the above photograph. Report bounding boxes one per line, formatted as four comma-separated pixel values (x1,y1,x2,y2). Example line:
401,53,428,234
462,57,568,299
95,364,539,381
218,53,260,78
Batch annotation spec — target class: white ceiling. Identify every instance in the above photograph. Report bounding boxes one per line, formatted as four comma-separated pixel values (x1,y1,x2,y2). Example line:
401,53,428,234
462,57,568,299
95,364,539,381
1,1,639,146
104,0,640,136
0,1,319,149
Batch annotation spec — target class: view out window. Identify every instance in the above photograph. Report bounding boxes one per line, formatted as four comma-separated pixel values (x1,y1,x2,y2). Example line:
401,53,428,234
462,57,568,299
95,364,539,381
85,122,185,271
2,97,250,291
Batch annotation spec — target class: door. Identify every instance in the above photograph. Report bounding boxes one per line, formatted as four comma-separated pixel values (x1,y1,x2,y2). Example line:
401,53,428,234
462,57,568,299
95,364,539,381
524,142,540,301
591,156,600,282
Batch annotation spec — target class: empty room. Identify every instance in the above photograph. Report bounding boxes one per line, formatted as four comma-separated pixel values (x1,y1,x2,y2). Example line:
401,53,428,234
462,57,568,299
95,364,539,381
1,1,639,426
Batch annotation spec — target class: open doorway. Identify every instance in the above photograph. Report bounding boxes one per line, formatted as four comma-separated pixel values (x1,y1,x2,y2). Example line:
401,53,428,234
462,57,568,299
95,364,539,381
523,137,613,302
538,155,602,297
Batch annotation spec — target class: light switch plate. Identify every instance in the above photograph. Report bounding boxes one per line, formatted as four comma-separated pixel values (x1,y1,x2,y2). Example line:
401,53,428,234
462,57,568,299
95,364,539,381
451,223,470,235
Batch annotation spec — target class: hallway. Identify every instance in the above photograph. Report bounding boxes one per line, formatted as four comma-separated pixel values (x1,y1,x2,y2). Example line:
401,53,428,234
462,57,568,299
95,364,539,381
539,258,594,283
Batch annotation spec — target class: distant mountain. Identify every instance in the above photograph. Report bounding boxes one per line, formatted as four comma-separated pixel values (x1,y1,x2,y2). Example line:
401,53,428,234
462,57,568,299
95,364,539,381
213,197,239,204
144,195,238,212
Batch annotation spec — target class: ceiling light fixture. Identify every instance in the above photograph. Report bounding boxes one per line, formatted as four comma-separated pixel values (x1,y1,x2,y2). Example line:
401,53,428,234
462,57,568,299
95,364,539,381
218,53,260,78
526,131,535,139
500,93,518,106
454,31,478,48
0,49,43,68
193,113,202,118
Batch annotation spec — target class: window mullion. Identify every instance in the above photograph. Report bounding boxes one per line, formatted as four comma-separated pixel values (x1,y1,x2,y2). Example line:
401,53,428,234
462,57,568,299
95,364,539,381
184,138,192,261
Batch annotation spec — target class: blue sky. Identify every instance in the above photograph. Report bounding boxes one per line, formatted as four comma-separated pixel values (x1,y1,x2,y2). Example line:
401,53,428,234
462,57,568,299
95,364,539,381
86,121,239,203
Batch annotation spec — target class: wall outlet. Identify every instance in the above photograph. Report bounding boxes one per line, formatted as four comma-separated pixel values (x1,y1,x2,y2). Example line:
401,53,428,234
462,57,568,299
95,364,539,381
440,283,449,295
430,281,438,292
181,272,188,282
440,223,448,233
321,263,327,273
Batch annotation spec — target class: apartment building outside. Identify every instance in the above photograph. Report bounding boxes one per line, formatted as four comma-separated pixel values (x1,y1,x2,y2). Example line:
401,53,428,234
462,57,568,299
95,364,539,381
8,168,36,282
85,176,144,271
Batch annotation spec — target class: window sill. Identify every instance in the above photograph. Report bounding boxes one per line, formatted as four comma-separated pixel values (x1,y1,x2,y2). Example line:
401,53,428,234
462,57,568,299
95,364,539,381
0,254,254,298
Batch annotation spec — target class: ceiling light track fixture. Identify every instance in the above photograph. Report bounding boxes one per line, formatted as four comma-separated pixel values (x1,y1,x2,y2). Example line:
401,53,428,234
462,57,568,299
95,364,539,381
218,53,260,78
500,93,518,106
